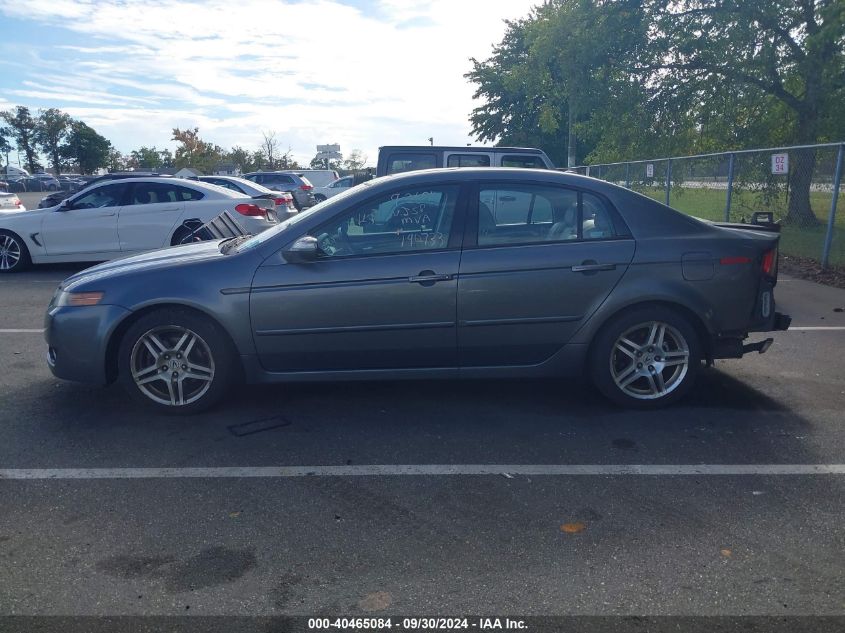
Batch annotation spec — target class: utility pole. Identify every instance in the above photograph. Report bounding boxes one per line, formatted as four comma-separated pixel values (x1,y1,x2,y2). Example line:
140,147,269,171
567,107,576,168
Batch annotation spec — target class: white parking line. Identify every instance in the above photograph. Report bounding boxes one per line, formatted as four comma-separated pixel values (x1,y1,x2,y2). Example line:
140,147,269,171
1,464,844,480
0,329,44,333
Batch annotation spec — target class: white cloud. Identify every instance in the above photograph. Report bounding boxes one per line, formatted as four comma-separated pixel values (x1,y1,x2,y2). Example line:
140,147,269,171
0,0,539,165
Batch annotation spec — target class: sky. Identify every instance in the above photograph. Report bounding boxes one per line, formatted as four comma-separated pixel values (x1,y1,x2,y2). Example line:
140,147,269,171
0,0,540,167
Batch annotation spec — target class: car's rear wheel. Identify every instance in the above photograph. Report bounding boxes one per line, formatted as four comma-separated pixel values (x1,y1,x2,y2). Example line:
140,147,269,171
0,230,32,273
117,308,236,414
314,194,326,203
589,306,701,408
170,225,195,246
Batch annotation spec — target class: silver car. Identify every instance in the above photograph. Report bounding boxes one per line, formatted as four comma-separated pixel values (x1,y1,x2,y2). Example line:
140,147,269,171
44,168,790,413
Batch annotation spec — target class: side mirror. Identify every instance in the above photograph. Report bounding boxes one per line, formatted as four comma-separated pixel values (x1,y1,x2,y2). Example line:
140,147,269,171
56,199,71,211
282,236,320,263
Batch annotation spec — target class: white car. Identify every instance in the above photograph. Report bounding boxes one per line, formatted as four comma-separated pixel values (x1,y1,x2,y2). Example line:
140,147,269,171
0,192,26,211
196,175,297,220
312,175,355,202
0,177,277,273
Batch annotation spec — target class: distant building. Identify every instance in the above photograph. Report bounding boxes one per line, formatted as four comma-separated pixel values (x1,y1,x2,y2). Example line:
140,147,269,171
212,162,240,176
174,167,204,178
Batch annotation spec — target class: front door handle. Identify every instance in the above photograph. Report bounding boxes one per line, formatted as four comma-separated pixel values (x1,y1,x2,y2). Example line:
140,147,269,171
409,271,452,284
572,262,616,273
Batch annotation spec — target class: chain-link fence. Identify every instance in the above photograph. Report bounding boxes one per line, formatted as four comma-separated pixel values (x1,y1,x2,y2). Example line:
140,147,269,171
573,142,845,268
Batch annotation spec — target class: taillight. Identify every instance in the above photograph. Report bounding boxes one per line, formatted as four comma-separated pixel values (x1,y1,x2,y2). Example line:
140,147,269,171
13,198,21,207
299,184,313,191
273,197,286,206
761,248,777,277
234,203,266,217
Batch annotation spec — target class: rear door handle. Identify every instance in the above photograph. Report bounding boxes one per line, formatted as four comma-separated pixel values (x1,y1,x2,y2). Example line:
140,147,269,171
409,272,452,283
571,263,616,273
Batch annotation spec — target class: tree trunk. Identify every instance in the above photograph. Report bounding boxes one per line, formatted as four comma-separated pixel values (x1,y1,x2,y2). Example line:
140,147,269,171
785,147,817,225
784,110,819,226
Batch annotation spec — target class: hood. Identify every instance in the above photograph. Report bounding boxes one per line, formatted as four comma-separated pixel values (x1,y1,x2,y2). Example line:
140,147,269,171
62,239,228,290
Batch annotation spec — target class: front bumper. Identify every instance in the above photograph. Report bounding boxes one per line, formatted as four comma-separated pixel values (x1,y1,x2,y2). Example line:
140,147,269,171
44,304,131,384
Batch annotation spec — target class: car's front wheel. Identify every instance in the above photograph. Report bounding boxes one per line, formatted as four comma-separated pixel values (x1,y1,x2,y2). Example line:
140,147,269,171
0,230,32,273
589,305,701,408
314,194,326,203
117,308,236,414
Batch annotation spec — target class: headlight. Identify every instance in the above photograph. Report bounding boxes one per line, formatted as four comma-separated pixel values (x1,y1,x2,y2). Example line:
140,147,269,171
55,291,105,307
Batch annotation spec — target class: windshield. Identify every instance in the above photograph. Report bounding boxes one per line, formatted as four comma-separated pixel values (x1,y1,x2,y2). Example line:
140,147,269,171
235,179,373,252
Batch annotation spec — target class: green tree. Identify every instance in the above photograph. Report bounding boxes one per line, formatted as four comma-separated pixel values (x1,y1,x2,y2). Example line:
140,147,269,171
1,106,39,173
107,147,126,172
0,125,11,174
468,0,844,221
171,127,223,172
35,108,72,175
60,121,112,174
130,146,165,169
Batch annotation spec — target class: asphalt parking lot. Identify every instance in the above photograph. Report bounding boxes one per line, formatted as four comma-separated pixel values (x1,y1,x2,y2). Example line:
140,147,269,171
0,264,843,628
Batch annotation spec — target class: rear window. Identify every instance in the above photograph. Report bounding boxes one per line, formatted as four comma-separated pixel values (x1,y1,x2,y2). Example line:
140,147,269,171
447,154,491,168
387,153,437,175
501,155,548,169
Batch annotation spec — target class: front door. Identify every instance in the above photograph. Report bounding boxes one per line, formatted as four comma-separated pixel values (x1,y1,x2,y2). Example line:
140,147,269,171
250,183,465,372
458,182,635,366
41,182,126,257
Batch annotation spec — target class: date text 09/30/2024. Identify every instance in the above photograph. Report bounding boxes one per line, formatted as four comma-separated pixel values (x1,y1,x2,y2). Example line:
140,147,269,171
308,618,527,630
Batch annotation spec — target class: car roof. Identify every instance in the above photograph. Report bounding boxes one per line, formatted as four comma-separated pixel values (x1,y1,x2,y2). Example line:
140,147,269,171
379,146,547,154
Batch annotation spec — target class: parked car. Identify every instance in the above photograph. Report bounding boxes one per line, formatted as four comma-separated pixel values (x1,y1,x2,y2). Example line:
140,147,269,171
195,175,297,220
32,173,61,191
43,168,790,413
7,176,52,192
283,169,338,188
0,177,277,271
242,172,316,210
313,175,355,202
376,146,554,177
0,192,25,211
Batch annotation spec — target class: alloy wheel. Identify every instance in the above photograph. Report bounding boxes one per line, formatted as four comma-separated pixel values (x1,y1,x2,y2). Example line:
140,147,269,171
0,235,21,271
129,325,215,406
610,320,690,400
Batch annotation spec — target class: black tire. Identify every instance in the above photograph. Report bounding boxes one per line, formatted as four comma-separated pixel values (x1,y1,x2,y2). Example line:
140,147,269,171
117,307,237,414
0,230,32,273
314,194,327,203
589,305,701,408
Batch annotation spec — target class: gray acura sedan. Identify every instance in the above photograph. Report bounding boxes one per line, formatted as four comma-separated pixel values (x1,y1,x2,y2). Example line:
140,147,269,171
44,168,790,413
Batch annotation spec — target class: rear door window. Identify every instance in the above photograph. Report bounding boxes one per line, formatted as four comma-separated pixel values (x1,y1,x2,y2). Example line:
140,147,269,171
500,155,548,169
446,154,491,168
386,153,437,174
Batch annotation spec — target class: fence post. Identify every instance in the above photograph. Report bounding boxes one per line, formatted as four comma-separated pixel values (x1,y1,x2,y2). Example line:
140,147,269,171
725,153,735,222
625,163,630,189
821,143,844,269
665,160,672,206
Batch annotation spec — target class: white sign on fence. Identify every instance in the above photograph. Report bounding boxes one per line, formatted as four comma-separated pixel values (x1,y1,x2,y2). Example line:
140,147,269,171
646,163,654,178
771,153,789,175
317,144,341,153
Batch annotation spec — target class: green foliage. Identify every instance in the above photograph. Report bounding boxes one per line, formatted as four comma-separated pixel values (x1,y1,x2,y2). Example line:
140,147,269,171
467,0,844,165
60,121,112,174
1,106,39,172
171,127,224,173
35,108,72,175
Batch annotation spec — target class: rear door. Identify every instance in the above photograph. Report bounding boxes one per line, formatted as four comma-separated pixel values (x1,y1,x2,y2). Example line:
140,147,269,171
118,181,196,252
41,182,126,256
458,181,635,366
